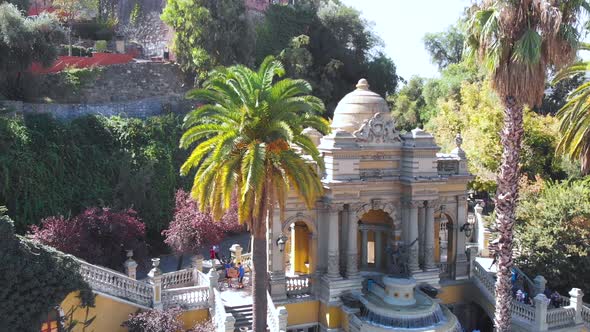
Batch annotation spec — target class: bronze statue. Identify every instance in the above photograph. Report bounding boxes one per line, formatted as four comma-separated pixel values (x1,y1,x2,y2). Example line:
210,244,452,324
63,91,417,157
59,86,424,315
387,238,418,277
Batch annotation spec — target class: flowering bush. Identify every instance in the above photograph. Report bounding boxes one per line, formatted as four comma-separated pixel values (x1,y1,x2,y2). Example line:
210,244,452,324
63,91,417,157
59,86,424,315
162,190,244,256
29,207,148,270
189,320,215,332
122,307,183,332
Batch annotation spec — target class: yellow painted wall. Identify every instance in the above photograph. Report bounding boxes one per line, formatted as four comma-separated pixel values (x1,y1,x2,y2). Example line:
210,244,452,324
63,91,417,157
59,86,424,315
179,309,209,330
438,283,477,305
61,292,209,332
294,223,310,274
61,292,141,332
284,301,319,326
319,302,342,329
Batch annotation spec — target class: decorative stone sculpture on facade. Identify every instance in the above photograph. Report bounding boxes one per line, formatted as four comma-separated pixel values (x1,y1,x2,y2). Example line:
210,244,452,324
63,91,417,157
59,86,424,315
353,112,401,144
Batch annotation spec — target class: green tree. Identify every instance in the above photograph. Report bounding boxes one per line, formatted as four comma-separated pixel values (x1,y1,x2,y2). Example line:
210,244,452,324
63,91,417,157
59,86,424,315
465,1,585,329
423,24,465,70
516,178,590,301
0,212,94,331
161,0,254,81
0,3,64,99
180,57,329,331
553,43,590,175
391,76,426,131
256,1,400,116
3,0,29,11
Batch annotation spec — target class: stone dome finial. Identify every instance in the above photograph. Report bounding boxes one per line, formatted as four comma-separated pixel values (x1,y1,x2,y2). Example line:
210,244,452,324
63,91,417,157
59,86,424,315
356,78,369,90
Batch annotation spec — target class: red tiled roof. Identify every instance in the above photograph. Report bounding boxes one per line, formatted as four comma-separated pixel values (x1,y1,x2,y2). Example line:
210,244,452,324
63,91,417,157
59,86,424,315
30,53,135,74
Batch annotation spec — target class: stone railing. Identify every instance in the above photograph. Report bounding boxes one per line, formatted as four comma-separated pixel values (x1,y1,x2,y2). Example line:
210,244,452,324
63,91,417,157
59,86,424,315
472,260,495,296
241,253,252,269
582,305,590,324
78,259,152,307
213,288,235,332
546,307,575,329
511,300,535,322
286,275,311,297
162,285,210,309
512,266,537,295
267,292,287,332
161,269,194,289
196,270,209,286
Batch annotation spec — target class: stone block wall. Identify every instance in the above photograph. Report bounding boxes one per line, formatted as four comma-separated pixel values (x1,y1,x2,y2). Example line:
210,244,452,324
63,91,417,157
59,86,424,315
2,96,194,121
33,62,189,104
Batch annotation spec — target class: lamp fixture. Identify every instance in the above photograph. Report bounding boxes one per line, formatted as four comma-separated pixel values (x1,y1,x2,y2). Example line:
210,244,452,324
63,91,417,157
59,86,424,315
276,233,288,252
304,261,310,269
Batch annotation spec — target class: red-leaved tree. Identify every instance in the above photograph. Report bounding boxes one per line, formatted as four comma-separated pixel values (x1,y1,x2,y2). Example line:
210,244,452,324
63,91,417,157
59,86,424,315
29,207,148,270
162,190,244,270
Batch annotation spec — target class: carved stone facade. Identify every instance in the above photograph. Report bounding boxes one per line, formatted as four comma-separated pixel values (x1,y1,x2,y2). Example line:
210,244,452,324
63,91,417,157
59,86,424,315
267,79,473,328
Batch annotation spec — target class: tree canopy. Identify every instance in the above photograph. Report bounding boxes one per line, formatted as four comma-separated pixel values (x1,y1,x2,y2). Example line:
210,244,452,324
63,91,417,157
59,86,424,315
0,3,64,99
161,0,255,81
0,211,94,332
423,23,465,70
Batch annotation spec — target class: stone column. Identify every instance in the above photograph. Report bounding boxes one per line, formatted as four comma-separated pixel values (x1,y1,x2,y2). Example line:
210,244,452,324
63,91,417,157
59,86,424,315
375,230,383,270
455,195,469,274
408,201,421,272
418,205,425,268
568,288,584,324
533,294,549,331
148,258,163,310
230,244,243,263
124,250,138,279
361,229,368,269
424,201,437,270
326,203,343,279
192,255,203,285
346,206,359,278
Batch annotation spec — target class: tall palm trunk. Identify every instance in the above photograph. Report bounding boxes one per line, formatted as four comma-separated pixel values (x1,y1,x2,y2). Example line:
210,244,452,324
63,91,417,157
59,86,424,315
251,186,269,332
493,96,524,332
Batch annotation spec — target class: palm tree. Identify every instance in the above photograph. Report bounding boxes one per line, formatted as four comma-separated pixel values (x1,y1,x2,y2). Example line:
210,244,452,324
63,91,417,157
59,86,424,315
180,56,329,331
553,42,590,175
465,1,586,330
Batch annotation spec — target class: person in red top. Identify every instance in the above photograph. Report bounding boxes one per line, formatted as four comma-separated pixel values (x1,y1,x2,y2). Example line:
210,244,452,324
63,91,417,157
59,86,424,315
209,246,216,262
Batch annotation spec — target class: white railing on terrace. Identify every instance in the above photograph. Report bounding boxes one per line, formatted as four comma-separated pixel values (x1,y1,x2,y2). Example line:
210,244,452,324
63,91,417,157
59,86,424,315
241,253,252,269
213,288,234,332
582,305,590,324
286,275,311,297
161,269,194,289
546,307,575,329
267,292,287,332
511,300,535,322
472,260,495,296
162,285,210,309
78,260,152,307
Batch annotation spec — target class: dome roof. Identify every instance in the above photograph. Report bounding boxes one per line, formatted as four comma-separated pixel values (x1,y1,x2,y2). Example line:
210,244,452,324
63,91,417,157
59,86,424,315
331,79,389,133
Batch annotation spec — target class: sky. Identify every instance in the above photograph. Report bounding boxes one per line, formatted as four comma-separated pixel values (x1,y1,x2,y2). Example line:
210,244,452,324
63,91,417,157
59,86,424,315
340,0,472,80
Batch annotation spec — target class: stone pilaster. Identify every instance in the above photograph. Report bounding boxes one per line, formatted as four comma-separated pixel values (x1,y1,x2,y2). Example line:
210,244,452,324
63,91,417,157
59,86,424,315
375,230,383,269
346,205,360,278
424,200,437,270
326,203,343,280
407,201,421,272
361,229,368,269
418,204,425,267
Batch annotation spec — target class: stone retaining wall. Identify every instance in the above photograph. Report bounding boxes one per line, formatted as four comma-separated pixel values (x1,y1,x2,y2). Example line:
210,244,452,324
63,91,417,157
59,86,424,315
2,96,194,121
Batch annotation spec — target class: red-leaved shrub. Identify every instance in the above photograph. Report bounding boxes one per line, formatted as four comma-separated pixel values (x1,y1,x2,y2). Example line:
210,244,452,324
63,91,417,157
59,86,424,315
162,190,244,256
29,207,148,270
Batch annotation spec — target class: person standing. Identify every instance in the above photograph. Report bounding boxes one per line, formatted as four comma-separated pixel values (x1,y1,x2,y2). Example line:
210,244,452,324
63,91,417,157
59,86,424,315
213,244,220,260
237,262,245,289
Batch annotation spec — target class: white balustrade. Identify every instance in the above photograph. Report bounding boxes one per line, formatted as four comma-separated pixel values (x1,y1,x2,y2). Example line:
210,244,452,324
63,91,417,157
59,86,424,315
286,275,311,297
546,307,575,329
161,269,194,289
196,270,209,286
267,292,287,332
472,261,495,296
161,286,210,309
241,253,252,269
78,260,152,307
510,301,535,322
581,305,590,324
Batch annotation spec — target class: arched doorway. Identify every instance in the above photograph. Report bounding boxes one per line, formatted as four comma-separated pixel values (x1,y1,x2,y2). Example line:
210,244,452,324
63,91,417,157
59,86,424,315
358,209,393,272
435,212,455,278
284,221,314,276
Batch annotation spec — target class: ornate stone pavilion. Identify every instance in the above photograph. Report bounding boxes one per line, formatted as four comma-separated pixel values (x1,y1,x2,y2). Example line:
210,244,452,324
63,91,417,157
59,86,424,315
267,79,473,330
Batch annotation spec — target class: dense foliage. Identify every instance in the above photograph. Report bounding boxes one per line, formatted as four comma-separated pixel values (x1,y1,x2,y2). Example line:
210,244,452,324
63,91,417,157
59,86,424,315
0,210,94,332
29,207,149,270
516,178,590,300
426,79,569,192
123,307,184,332
255,1,400,115
123,308,214,332
161,0,254,80
0,3,64,99
163,190,243,258
0,113,186,243
423,24,464,70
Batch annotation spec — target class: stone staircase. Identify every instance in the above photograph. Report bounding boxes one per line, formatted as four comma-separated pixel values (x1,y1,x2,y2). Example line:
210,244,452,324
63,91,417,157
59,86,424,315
226,305,253,331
